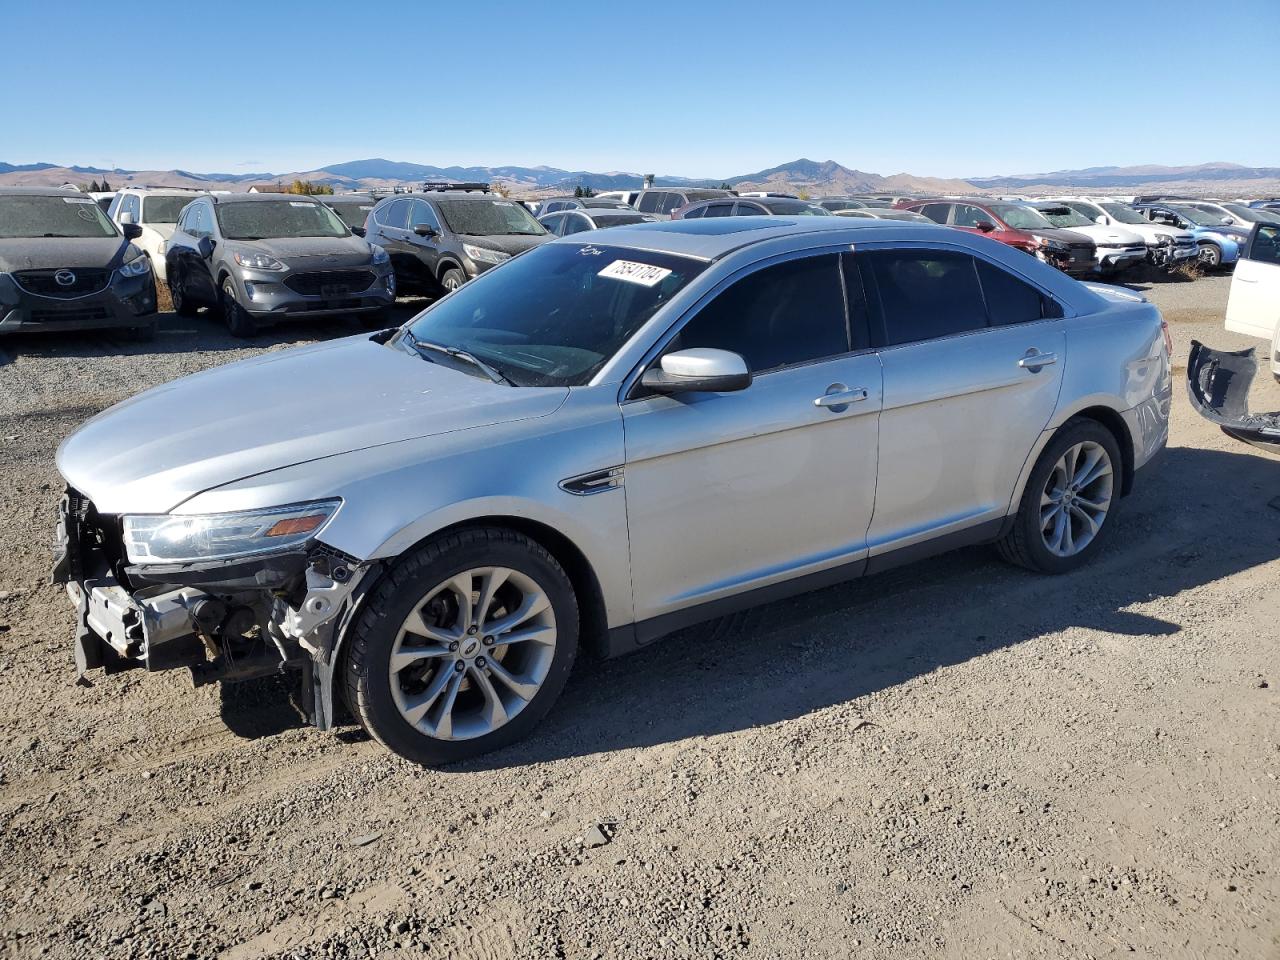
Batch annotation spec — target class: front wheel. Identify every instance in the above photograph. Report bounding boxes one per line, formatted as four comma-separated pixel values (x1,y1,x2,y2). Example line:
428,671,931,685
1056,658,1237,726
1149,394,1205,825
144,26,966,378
169,268,200,317
439,267,466,294
1198,242,1222,269
997,419,1122,574
220,277,257,337
343,528,579,765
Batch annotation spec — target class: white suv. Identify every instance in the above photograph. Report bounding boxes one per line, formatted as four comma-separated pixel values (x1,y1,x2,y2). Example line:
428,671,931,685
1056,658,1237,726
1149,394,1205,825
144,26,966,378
1053,198,1198,268
107,188,206,282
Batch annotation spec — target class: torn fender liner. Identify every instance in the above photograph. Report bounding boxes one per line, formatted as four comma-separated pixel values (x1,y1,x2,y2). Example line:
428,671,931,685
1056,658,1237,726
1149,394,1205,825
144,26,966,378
1187,340,1280,454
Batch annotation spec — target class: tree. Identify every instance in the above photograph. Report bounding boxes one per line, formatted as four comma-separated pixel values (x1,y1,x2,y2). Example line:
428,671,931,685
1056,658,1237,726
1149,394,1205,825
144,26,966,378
719,182,732,191
87,179,100,192
580,185,595,197
100,177,111,192
286,179,333,196
573,185,584,198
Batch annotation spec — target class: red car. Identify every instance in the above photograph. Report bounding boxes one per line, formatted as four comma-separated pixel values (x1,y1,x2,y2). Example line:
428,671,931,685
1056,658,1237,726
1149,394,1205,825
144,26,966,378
897,198,1097,276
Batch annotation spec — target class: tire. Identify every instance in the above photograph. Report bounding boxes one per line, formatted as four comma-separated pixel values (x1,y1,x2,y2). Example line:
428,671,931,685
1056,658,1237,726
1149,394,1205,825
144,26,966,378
220,277,257,337
1198,242,1222,269
343,527,579,765
439,267,466,294
996,418,1123,574
170,268,199,317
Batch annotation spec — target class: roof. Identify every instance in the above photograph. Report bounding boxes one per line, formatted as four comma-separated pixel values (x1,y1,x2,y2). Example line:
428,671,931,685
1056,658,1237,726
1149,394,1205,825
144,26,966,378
324,193,377,203
211,193,325,204
0,186,82,196
560,216,940,260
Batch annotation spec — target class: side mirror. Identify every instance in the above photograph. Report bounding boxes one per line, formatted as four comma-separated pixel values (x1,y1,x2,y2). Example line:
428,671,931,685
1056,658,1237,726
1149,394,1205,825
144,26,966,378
351,226,366,238
975,220,996,233
1094,214,1108,225
196,236,216,259
119,211,136,225
121,222,142,240
641,348,751,395
413,224,437,238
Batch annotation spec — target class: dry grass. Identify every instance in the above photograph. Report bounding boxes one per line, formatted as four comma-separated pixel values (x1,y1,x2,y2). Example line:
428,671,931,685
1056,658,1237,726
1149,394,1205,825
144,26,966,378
155,280,174,314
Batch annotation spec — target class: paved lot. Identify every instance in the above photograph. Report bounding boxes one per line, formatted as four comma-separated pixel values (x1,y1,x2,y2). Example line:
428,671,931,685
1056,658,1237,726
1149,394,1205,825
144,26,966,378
0,271,1276,959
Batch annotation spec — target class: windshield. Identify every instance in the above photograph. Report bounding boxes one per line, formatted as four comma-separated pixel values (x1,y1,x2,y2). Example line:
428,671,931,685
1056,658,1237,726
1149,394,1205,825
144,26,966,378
683,190,732,203
0,194,118,239
988,203,1053,230
404,243,705,387
1225,203,1280,224
1034,205,1093,228
142,195,195,223
326,201,375,229
1165,203,1232,227
1099,202,1148,225
437,198,546,236
216,200,349,240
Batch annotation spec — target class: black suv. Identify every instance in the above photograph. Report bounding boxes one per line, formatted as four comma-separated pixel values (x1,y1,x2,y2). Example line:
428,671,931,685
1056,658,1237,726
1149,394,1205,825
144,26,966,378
364,185,551,294
0,187,157,338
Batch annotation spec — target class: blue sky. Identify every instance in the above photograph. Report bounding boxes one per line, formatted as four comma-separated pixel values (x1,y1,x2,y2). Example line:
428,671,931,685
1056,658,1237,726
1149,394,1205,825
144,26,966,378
5,0,1277,178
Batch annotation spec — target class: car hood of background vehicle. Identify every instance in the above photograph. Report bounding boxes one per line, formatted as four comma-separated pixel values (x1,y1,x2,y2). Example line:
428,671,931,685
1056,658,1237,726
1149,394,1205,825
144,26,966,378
57,335,569,515
459,233,551,256
1028,227,1095,246
0,236,128,272
238,234,375,267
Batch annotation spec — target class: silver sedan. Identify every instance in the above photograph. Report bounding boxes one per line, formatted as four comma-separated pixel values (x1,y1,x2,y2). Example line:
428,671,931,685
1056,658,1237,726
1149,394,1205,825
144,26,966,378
53,217,1171,764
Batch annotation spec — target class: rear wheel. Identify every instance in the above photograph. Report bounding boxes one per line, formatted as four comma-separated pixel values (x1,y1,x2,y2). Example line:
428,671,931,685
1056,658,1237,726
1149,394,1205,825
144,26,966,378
220,277,257,337
440,267,466,294
997,419,1121,574
343,528,579,765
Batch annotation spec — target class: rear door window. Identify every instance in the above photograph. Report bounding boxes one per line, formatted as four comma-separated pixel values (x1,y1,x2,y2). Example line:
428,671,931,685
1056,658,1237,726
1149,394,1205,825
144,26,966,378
1246,225,1280,265
916,203,951,224
657,193,685,216
408,199,441,233
951,204,990,228
732,202,767,216
378,199,410,230
636,192,662,214
976,260,1061,324
668,254,850,373
861,250,988,346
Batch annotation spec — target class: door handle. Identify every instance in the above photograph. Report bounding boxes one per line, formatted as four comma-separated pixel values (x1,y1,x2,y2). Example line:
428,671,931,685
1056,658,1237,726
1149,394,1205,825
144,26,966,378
1018,350,1058,371
814,386,870,408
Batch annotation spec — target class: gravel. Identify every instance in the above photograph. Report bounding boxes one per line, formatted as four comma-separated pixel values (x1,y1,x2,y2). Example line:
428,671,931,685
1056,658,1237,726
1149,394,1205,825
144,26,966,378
0,276,1276,959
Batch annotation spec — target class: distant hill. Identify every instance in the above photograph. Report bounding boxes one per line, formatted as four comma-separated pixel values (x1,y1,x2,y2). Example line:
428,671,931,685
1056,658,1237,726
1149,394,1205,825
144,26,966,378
970,161,1280,191
2,157,1275,197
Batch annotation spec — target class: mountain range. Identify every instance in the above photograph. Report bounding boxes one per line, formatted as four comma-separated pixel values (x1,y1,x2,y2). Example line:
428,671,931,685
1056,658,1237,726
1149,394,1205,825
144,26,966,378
1,158,1276,197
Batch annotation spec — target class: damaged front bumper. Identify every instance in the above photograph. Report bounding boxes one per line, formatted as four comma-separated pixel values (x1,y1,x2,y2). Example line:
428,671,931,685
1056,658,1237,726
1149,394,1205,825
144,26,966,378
52,490,375,729
1187,340,1280,454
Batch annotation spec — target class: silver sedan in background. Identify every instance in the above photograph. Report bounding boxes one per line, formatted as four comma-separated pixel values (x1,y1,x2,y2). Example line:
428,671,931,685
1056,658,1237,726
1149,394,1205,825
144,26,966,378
52,217,1171,765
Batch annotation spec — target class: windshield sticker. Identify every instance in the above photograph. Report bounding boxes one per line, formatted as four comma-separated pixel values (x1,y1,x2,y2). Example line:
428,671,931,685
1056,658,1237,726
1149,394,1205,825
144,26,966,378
493,200,514,207
578,245,604,256
598,260,672,287
359,205,374,210
288,201,314,207
63,197,96,204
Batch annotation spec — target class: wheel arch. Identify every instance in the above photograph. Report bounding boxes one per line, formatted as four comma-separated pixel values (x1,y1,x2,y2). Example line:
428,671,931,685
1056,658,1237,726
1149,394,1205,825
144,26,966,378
436,258,464,282
1009,402,1136,515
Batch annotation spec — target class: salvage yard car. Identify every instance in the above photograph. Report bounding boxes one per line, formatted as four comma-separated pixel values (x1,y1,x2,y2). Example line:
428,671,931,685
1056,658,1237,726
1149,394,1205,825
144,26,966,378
108,187,206,282
0,187,158,338
364,186,551,295
164,193,396,336
538,208,658,235
1027,201,1147,275
1052,198,1199,269
52,217,1171,765
1132,201,1249,269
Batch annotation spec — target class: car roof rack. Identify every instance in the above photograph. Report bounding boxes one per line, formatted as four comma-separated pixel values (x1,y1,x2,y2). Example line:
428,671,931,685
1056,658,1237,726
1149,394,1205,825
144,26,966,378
422,181,491,193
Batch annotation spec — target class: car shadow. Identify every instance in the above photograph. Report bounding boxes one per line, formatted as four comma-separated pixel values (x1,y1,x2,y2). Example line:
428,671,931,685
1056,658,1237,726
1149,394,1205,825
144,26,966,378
455,443,1280,770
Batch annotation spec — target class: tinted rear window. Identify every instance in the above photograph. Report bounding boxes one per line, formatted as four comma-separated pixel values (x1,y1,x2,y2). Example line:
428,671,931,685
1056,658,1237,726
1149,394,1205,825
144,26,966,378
865,250,987,345
977,260,1059,324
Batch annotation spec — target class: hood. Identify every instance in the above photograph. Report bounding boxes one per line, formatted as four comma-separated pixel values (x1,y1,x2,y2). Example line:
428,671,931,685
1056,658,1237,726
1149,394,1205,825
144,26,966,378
458,233,551,257
0,235,129,272
1028,227,1095,246
1062,223,1145,245
230,234,376,267
57,334,569,514
145,223,176,242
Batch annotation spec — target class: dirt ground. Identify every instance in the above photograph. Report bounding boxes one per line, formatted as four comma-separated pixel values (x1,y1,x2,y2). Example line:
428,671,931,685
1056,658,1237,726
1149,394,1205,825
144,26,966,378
0,271,1275,960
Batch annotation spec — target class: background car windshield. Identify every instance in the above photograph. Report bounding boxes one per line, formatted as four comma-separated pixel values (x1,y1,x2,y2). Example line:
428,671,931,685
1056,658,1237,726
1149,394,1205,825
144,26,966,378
1099,203,1148,225
1168,204,1226,227
327,202,373,228
0,195,117,239
988,203,1053,230
1036,205,1093,228
142,196,194,223
216,201,348,240
404,243,705,387
438,199,546,236
760,200,831,215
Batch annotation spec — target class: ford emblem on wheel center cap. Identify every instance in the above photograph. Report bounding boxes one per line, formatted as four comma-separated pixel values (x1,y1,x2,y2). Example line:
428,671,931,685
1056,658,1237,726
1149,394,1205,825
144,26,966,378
54,270,76,287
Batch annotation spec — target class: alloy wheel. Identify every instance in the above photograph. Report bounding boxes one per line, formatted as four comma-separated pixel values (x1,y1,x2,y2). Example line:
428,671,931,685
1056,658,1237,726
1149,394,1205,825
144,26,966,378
388,567,557,741
1039,440,1113,558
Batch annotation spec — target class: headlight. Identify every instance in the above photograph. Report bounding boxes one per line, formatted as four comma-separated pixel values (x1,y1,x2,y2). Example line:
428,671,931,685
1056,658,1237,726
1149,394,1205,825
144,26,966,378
117,255,152,278
234,251,287,271
122,500,341,565
463,244,511,265
1038,237,1069,252
369,244,390,265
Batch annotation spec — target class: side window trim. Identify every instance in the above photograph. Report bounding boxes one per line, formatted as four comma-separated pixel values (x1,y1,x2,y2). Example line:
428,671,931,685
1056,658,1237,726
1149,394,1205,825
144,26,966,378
618,246,868,404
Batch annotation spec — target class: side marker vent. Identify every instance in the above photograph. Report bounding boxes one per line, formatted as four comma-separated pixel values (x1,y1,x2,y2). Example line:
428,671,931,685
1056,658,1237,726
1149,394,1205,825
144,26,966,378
560,467,624,496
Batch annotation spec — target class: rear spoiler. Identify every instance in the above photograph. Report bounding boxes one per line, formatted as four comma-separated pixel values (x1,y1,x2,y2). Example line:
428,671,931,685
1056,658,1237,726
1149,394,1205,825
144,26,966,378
1186,339,1280,453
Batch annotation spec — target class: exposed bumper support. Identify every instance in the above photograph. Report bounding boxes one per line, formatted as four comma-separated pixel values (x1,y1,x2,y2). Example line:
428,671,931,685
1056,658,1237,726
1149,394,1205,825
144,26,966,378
1187,339,1280,454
